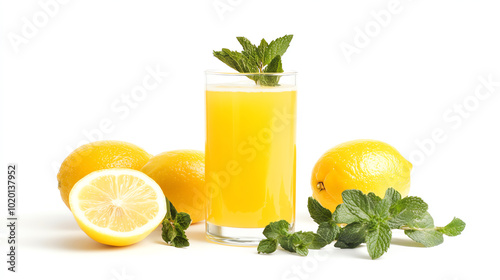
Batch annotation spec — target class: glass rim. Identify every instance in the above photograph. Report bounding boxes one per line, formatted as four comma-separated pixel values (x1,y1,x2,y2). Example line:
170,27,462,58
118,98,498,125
205,70,297,77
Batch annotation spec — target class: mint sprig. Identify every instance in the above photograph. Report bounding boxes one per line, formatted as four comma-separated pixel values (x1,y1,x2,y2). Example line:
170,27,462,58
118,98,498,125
257,220,334,256
258,188,466,259
161,197,192,248
213,35,293,86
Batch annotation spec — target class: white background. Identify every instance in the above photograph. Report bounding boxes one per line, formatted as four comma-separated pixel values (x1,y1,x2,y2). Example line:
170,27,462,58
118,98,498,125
1,0,499,279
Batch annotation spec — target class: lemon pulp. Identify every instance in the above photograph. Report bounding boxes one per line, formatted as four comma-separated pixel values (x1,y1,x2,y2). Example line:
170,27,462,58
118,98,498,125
69,169,166,246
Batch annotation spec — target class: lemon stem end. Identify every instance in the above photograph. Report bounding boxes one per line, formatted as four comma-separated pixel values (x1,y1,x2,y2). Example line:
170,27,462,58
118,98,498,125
316,182,325,191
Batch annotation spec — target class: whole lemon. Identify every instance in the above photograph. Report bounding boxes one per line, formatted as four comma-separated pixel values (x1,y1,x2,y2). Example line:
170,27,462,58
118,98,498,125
57,140,151,209
141,150,206,223
311,139,412,212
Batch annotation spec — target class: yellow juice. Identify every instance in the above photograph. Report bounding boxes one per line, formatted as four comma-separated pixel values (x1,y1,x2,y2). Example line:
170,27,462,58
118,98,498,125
205,84,296,228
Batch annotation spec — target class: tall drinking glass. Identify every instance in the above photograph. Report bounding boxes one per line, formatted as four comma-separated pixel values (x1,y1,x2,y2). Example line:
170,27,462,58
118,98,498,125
205,71,297,245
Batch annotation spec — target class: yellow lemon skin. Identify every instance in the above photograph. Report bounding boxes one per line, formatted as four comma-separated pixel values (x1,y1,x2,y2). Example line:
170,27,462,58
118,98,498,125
57,141,152,209
141,150,206,224
311,139,412,212
69,169,167,246
73,218,157,247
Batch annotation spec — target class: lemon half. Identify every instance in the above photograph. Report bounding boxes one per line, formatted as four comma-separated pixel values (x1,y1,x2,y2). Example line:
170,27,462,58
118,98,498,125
69,168,167,246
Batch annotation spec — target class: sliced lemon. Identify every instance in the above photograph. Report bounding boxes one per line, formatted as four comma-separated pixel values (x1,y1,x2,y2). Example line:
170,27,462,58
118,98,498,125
69,168,167,246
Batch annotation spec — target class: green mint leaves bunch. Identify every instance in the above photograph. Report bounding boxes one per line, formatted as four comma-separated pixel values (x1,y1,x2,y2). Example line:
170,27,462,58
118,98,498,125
213,35,293,86
258,188,466,259
257,220,328,256
161,197,192,248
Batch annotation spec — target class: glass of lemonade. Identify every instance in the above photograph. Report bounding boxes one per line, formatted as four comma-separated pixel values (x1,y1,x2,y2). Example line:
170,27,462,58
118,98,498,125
205,71,297,245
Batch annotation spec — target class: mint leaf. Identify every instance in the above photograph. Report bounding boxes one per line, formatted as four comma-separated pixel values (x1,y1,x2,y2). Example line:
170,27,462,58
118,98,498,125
260,55,284,86
264,34,293,65
341,189,374,221
295,231,316,246
406,211,435,228
335,222,369,249
237,36,256,52
405,229,444,247
367,192,382,206
171,226,190,248
374,188,401,219
438,217,466,236
258,239,278,254
332,203,361,224
172,237,189,248
237,37,260,69
275,231,316,255
289,232,315,256
388,196,428,229
258,219,317,256
307,197,333,224
295,244,309,256
383,188,402,205
239,57,259,74
213,50,242,72
278,235,296,253
309,222,339,249
257,38,268,66
161,197,191,248
366,223,392,259
165,197,177,220
374,198,391,220
222,48,245,72
162,222,175,243
263,220,290,239
317,222,339,243
175,212,192,230
264,55,283,73
402,211,443,247
369,192,393,220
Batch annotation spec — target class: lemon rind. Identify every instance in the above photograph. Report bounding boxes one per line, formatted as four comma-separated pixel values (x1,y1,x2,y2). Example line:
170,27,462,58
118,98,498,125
69,168,167,238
